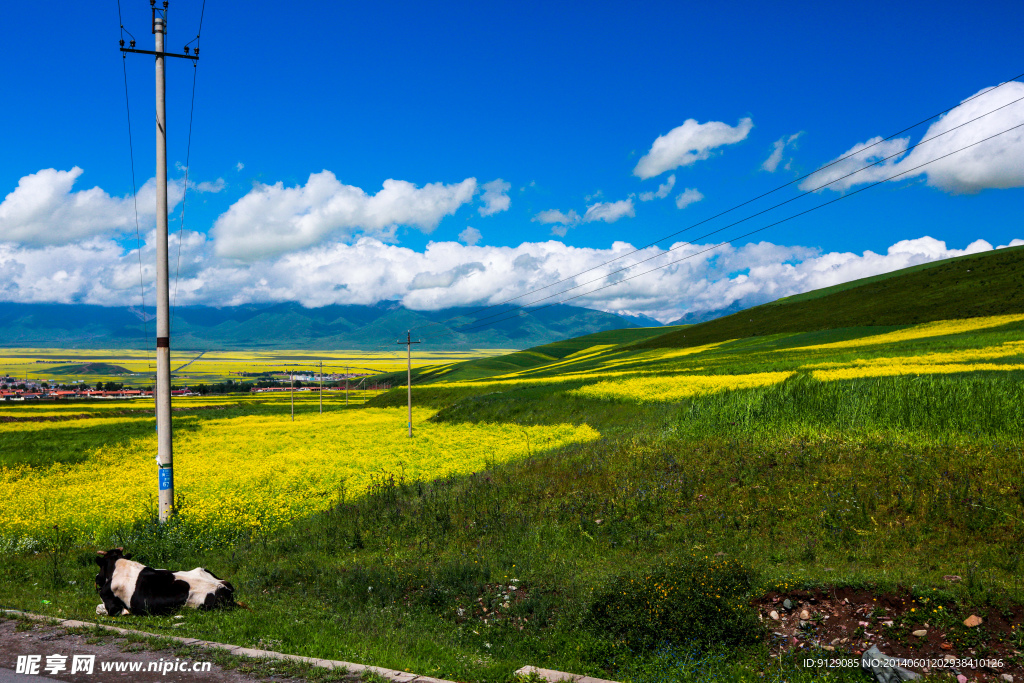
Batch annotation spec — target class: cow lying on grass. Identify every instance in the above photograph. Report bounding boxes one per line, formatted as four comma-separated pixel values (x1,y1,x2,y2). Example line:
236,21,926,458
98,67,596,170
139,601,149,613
94,548,234,616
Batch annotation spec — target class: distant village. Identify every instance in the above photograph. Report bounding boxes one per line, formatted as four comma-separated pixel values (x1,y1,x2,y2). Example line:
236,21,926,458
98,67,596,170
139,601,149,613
0,371,376,401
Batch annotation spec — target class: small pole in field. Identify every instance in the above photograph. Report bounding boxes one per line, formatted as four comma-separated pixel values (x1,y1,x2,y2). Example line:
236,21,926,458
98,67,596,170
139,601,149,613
345,366,349,406
319,360,323,414
397,331,421,437
290,372,294,421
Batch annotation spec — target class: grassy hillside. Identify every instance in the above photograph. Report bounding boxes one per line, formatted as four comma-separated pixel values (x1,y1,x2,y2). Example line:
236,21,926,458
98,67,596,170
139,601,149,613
371,325,680,385
47,362,131,375
637,244,1024,349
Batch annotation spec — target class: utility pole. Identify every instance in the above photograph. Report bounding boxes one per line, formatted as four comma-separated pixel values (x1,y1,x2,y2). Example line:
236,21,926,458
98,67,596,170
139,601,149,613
120,0,199,523
319,360,323,414
397,331,421,437
345,366,349,407
291,372,294,421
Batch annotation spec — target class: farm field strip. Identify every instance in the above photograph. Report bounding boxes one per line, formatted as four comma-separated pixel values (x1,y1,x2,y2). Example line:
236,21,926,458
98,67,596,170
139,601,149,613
426,316,1024,395
0,348,514,386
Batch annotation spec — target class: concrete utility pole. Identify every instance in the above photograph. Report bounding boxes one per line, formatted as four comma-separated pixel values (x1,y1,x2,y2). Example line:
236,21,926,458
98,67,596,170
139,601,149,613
345,366,349,407
319,360,323,414
120,0,199,523
291,372,295,421
397,331,421,437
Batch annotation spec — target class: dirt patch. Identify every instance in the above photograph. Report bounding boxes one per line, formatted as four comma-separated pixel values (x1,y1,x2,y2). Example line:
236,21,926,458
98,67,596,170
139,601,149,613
755,587,1024,681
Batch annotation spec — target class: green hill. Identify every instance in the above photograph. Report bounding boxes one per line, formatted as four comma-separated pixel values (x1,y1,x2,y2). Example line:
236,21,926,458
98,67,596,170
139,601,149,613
47,362,131,375
372,325,679,385
636,244,1024,350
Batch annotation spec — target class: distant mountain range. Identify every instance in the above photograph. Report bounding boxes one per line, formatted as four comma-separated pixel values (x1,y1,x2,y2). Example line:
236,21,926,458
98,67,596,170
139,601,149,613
0,301,670,350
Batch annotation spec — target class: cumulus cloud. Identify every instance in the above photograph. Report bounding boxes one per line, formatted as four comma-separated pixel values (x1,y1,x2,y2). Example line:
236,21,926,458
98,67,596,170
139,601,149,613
478,179,511,216
0,167,225,247
459,226,482,246
236,162,244,171
1,227,1014,325
533,209,579,225
211,171,478,260
675,188,704,209
634,117,753,179
583,199,635,223
639,174,676,201
802,82,1024,194
762,132,802,172
535,197,635,232
192,178,225,193
0,168,136,245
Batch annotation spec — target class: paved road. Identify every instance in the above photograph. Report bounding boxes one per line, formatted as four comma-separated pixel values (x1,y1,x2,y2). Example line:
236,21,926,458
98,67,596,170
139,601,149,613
0,618,282,683
0,669,61,682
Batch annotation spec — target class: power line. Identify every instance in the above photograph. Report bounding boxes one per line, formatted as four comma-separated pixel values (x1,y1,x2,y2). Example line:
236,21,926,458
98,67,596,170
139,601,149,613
408,71,1024,336
117,0,152,366
453,119,1024,336
172,0,206,324
450,92,1024,331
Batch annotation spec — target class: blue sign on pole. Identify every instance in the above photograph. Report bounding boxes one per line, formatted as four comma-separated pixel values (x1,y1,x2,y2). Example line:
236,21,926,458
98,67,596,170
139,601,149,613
159,467,173,491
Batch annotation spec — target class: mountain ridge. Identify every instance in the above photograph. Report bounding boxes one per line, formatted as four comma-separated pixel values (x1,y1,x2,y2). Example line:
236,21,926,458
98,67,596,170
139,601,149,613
0,300,652,350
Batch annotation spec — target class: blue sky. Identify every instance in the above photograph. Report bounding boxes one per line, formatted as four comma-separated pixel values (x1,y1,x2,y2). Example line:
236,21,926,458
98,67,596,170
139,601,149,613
1,0,1022,321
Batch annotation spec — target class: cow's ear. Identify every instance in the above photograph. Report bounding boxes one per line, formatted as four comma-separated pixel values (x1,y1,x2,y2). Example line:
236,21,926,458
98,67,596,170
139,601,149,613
115,547,124,552
97,550,108,556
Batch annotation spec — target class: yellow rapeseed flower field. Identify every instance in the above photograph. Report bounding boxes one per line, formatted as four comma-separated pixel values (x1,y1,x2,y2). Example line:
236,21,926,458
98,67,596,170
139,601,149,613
0,407,599,542
799,314,1024,351
812,363,1023,381
569,371,795,403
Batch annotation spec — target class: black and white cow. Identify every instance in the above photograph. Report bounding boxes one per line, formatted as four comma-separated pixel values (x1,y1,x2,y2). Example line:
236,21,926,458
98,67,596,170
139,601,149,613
94,548,234,616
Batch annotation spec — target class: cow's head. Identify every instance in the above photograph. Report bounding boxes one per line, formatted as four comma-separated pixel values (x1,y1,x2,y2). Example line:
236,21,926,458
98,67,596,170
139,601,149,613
94,548,129,588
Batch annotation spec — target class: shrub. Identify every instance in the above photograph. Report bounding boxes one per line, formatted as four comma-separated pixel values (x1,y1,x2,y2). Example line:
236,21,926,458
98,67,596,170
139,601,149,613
588,557,764,652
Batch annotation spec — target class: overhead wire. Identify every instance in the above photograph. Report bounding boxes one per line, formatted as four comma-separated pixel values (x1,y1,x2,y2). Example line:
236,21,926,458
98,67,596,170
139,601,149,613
407,71,1024,336
453,119,1024,335
448,91,1024,332
117,0,153,370
171,0,206,325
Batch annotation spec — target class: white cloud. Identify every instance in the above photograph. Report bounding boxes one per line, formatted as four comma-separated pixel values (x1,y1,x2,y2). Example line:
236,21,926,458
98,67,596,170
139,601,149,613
193,178,225,193
675,188,704,209
639,174,676,201
211,171,478,261
762,132,802,172
3,228,1013,326
236,162,244,171
459,226,482,246
0,167,194,246
583,199,635,223
535,198,635,231
478,179,511,216
533,209,579,225
802,82,1024,194
634,117,754,179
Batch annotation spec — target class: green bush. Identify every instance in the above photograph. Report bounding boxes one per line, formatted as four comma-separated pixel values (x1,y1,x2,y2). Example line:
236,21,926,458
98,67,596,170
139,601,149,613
588,557,764,652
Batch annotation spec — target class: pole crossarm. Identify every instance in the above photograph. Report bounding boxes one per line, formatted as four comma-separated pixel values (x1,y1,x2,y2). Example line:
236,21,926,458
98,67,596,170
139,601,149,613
121,47,199,60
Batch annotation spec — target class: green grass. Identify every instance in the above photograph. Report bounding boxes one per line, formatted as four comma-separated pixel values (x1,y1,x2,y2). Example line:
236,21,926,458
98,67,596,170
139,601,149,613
3,373,1023,681
47,362,132,375
4,294,1024,682
637,244,1024,349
